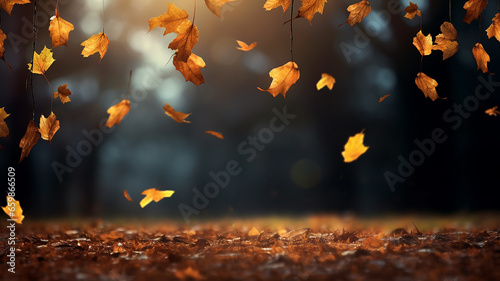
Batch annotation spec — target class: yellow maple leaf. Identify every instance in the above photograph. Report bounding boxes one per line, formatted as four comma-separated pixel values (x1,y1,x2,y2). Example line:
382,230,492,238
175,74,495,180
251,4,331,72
53,84,72,104
415,72,441,101
148,3,189,35
39,111,60,143
486,13,500,42
204,0,238,18
472,43,490,73
0,0,30,15
28,46,55,75
413,30,433,56
81,32,109,62
163,102,191,123
236,40,257,51
140,188,175,208
344,0,371,26
49,9,74,48
105,99,131,128
316,73,335,90
0,107,10,138
296,0,327,24
258,61,300,98
173,53,206,86
342,130,369,163
2,197,24,224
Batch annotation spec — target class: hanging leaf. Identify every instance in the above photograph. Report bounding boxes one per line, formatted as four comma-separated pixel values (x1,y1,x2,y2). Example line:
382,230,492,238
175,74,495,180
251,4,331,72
412,30,433,56
148,3,189,35
124,190,133,201
39,111,60,143
163,103,191,123
140,188,175,208
472,43,490,73
49,8,75,48
19,120,41,163
415,72,441,101
81,32,109,62
0,28,11,69
0,107,10,138
28,46,55,75
53,84,72,104
205,130,224,139
486,13,500,42
204,0,238,18
296,0,328,24
342,130,369,163
173,53,206,86
344,0,371,26
463,0,488,24
0,0,30,15
169,21,199,63
485,106,500,116
316,73,335,90
263,0,292,13
105,99,131,128
2,197,24,224
258,61,300,98
432,22,459,60
236,40,257,51
404,2,421,20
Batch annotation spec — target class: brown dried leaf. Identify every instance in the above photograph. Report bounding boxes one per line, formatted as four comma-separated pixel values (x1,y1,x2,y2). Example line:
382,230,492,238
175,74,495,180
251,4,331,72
19,120,41,163
472,43,490,73
168,21,199,63
236,40,257,51
258,61,300,98
485,106,500,116
163,103,191,123
0,107,10,138
432,22,459,60
81,32,109,62
486,13,500,42
379,94,390,103
39,111,60,142
124,190,133,202
53,83,72,104
49,9,74,48
263,0,292,13
415,72,441,101
248,226,261,236
0,0,30,15
463,0,488,24
404,2,421,20
173,53,206,86
296,0,327,24
413,30,433,56
344,0,371,26
148,3,189,35
205,130,224,139
105,99,131,128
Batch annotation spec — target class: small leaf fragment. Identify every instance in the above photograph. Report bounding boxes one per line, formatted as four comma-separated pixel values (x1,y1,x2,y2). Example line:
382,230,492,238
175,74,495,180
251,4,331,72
124,190,133,202
236,40,257,51
0,107,10,138
485,106,500,116
486,13,500,42
2,197,24,224
105,99,131,128
204,0,238,18
140,188,175,208
342,130,369,163
163,103,191,123
205,130,224,139
263,0,292,13
248,226,261,236
379,94,390,103
316,73,335,90
53,84,72,104
19,120,41,163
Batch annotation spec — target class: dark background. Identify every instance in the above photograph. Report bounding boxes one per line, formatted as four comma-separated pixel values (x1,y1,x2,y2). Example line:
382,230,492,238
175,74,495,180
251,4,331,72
1,0,499,221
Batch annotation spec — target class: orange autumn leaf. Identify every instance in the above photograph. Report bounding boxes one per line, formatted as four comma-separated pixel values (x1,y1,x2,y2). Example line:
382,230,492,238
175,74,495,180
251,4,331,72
486,13,500,42
205,130,224,139
0,0,30,15
236,40,257,51
404,2,421,20
413,30,433,56
28,46,55,75
463,0,488,24
258,61,300,98
53,84,72,104
472,43,490,73
169,21,199,63
485,106,500,116
140,188,175,208
248,226,261,236
2,197,24,224
49,8,74,48
316,73,335,90
379,94,390,103
0,28,10,69
344,0,371,26
204,0,238,18
342,130,369,163
173,53,206,86
124,190,133,202
148,3,189,35
39,111,60,143
0,107,10,138
296,0,327,24
163,102,191,123
105,99,131,128
415,72,440,101
432,22,459,60
264,0,292,13
81,32,109,62
19,120,41,163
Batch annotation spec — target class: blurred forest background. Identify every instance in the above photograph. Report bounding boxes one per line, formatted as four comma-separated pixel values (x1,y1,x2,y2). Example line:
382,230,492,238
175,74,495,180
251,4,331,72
1,0,499,221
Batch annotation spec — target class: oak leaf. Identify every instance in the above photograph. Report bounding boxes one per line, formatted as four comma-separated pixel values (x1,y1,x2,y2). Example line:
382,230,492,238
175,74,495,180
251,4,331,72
0,107,9,138
2,197,24,224
472,43,490,73
413,30,433,56
264,0,292,13
49,9,74,48
148,3,189,35
124,190,133,201
486,13,500,42
342,130,369,163
404,2,421,19
169,21,199,63
378,94,390,103
39,111,60,142
344,0,371,26
105,99,131,128
463,0,487,24
81,32,109,62
485,106,500,116
53,84,72,104
316,73,335,90
163,102,191,123
140,188,175,208
19,120,41,163
173,53,206,86
204,0,238,18
0,0,30,15
432,22,459,60
258,61,300,98
28,46,55,75
236,40,257,51
415,72,440,101
297,0,327,24
205,130,224,139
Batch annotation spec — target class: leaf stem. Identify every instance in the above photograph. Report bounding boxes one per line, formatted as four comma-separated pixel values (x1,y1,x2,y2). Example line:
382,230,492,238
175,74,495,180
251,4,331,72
290,0,294,62
29,0,38,121
102,0,105,33
42,73,54,113
449,0,452,22
193,0,197,24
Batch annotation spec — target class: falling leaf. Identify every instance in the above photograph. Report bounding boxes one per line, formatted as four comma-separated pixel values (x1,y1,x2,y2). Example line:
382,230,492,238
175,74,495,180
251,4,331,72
296,0,327,24
28,46,55,75
204,0,238,18
39,111,60,142
264,0,292,13
205,130,224,139
2,197,24,224
463,0,488,24
415,72,440,101
169,21,199,63
344,0,371,26
258,61,300,98
124,190,133,201
342,130,369,163
472,43,490,73
163,102,191,123
413,30,433,56
49,8,74,48
81,32,109,62
486,13,500,42
0,0,30,15
432,22,459,60
236,40,257,51
53,84,72,104
19,120,41,163
316,73,335,90
0,107,10,138
403,2,421,20
248,226,261,236
148,3,189,35
140,188,175,208
485,106,500,116
174,267,204,280
0,28,10,69
379,94,390,103
173,53,206,86
105,99,131,128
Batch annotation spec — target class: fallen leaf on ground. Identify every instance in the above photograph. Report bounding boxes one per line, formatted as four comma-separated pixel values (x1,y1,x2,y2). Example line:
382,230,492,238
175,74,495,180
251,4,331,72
49,8,74,48
53,84,72,104
473,43,490,73
236,40,257,51
174,267,204,280
105,99,131,128
140,188,175,208
248,226,261,236
2,197,24,224
28,46,55,75
342,130,369,163
163,103,191,123
39,111,60,142
258,61,300,98
19,120,41,163
81,32,109,62
316,73,335,90
0,107,10,138
205,130,224,139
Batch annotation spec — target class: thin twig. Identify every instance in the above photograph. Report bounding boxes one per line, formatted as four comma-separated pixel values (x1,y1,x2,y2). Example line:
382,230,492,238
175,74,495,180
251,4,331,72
449,0,452,22
42,74,54,113
125,70,133,100
29,0,38,121
102,0,105,33
192,0,197,24
290,0,294,62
